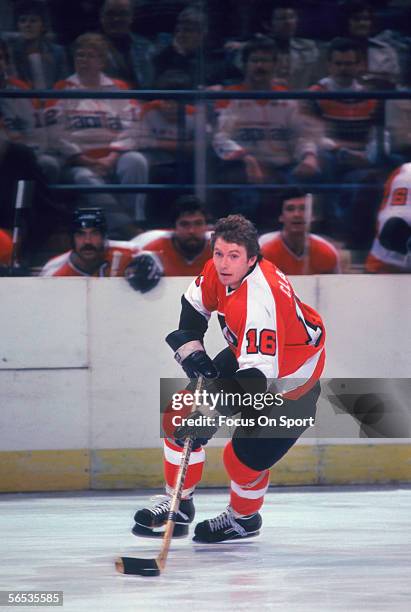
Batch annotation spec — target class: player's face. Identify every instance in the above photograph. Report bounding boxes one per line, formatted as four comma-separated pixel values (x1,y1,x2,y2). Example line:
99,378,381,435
17,13,45,41
175,212,207,250
280,197,307,235
74,228,105,263
213,238,257,289
328,50,359,87
245,51,276,88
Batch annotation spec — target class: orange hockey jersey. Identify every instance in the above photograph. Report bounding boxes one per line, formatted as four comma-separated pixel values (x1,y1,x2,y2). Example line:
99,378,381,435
132,230,212,276
185,258,326,398
0,229,12,265
40,241,136,277
259,231,340,275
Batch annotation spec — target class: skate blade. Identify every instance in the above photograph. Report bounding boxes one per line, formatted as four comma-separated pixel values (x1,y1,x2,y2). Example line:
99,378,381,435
192,530,261,544
132,522,189,539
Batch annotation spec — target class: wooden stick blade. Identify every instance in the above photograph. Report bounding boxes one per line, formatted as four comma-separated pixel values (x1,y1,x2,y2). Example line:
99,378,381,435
115,556,161,576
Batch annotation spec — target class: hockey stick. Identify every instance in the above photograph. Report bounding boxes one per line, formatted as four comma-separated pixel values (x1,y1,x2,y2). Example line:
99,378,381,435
302,192,313,275
10,180,32,269
115,376,204,577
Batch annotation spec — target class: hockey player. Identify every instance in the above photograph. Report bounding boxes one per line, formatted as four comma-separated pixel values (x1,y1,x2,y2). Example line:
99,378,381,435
0,229,12,265
133,214,325,543
259,189,341,274
365,163,411,273
40,207,141,279
127,195,212,291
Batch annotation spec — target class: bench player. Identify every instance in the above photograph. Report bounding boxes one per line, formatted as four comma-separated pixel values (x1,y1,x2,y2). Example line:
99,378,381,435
366,163,411,273
132,214,325,543
260,189,340,274
40,208,144,282
127,195,213,290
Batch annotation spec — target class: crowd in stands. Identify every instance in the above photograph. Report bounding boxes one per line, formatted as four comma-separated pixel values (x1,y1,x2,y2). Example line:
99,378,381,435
1,0,411,274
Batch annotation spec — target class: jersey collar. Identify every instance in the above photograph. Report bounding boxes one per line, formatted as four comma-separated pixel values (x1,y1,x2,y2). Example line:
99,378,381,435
226,260,259,294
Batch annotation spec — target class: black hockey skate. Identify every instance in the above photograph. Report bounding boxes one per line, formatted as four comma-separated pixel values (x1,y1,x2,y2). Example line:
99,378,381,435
132,495,195,538
193,506,262,543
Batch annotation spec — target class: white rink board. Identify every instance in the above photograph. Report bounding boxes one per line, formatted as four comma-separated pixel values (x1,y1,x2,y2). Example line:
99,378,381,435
319,275,411,377
0,277,88,369
0,369,89,450
88,277,228,448
0,275,410,452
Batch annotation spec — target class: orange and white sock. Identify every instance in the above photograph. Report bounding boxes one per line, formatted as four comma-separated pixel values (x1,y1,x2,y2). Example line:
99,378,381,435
163,438,205,498
223,441,270,516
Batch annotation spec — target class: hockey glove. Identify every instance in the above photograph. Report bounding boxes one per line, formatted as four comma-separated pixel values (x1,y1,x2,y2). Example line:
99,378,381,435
173,409,219,448
166,329,218,379
125,251,163,293
379,217,411,255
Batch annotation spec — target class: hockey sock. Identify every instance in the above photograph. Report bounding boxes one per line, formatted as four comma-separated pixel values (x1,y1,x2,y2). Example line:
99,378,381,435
163,438,205,497
223,441,270,516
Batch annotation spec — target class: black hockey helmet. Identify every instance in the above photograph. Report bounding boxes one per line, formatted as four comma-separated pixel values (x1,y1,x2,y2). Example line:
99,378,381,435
71,207,107,235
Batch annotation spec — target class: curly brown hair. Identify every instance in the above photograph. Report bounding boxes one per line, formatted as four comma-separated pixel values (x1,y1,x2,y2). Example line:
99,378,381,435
211,214,261,259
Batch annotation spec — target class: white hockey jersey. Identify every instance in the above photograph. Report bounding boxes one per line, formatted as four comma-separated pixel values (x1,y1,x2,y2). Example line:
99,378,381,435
213,84,317,167
366,163,411,272
49,73,139,160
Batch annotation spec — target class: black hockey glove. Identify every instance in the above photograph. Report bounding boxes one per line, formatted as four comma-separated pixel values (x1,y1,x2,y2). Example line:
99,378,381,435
379,217,411,255
125,252,163,293
173,409,219,449
166,329,218,379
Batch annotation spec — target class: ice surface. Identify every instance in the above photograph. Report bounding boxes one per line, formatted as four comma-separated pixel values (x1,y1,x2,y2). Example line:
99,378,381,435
0,487,410,612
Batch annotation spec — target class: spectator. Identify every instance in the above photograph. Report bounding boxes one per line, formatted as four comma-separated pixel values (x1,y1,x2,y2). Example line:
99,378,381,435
138,70,197,226
213,37,320,223
51,33,148,239
153,6,241,88
259,188,341,274
264,2,321,89
129,195,212,283
308,37,382,165
6,0,69,89
365,162,411,273
225,1,321,90
0,38,61,183
40,206,139,277
385,55,411,163
99,0,155,87
307,37,387,245
342,0,400,87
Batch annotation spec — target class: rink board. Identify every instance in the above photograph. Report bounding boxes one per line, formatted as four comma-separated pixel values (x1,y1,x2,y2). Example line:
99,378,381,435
0,276,410,492
0,444,410,492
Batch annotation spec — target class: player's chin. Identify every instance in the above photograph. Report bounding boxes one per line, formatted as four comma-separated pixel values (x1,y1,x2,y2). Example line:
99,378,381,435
217,273,233,285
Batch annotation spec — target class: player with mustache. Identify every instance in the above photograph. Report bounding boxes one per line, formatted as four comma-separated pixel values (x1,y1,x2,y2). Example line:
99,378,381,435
40,207,137,277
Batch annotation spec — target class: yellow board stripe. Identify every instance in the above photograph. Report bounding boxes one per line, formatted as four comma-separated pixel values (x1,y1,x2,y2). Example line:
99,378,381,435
0,450,90,492
0,445,410,492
